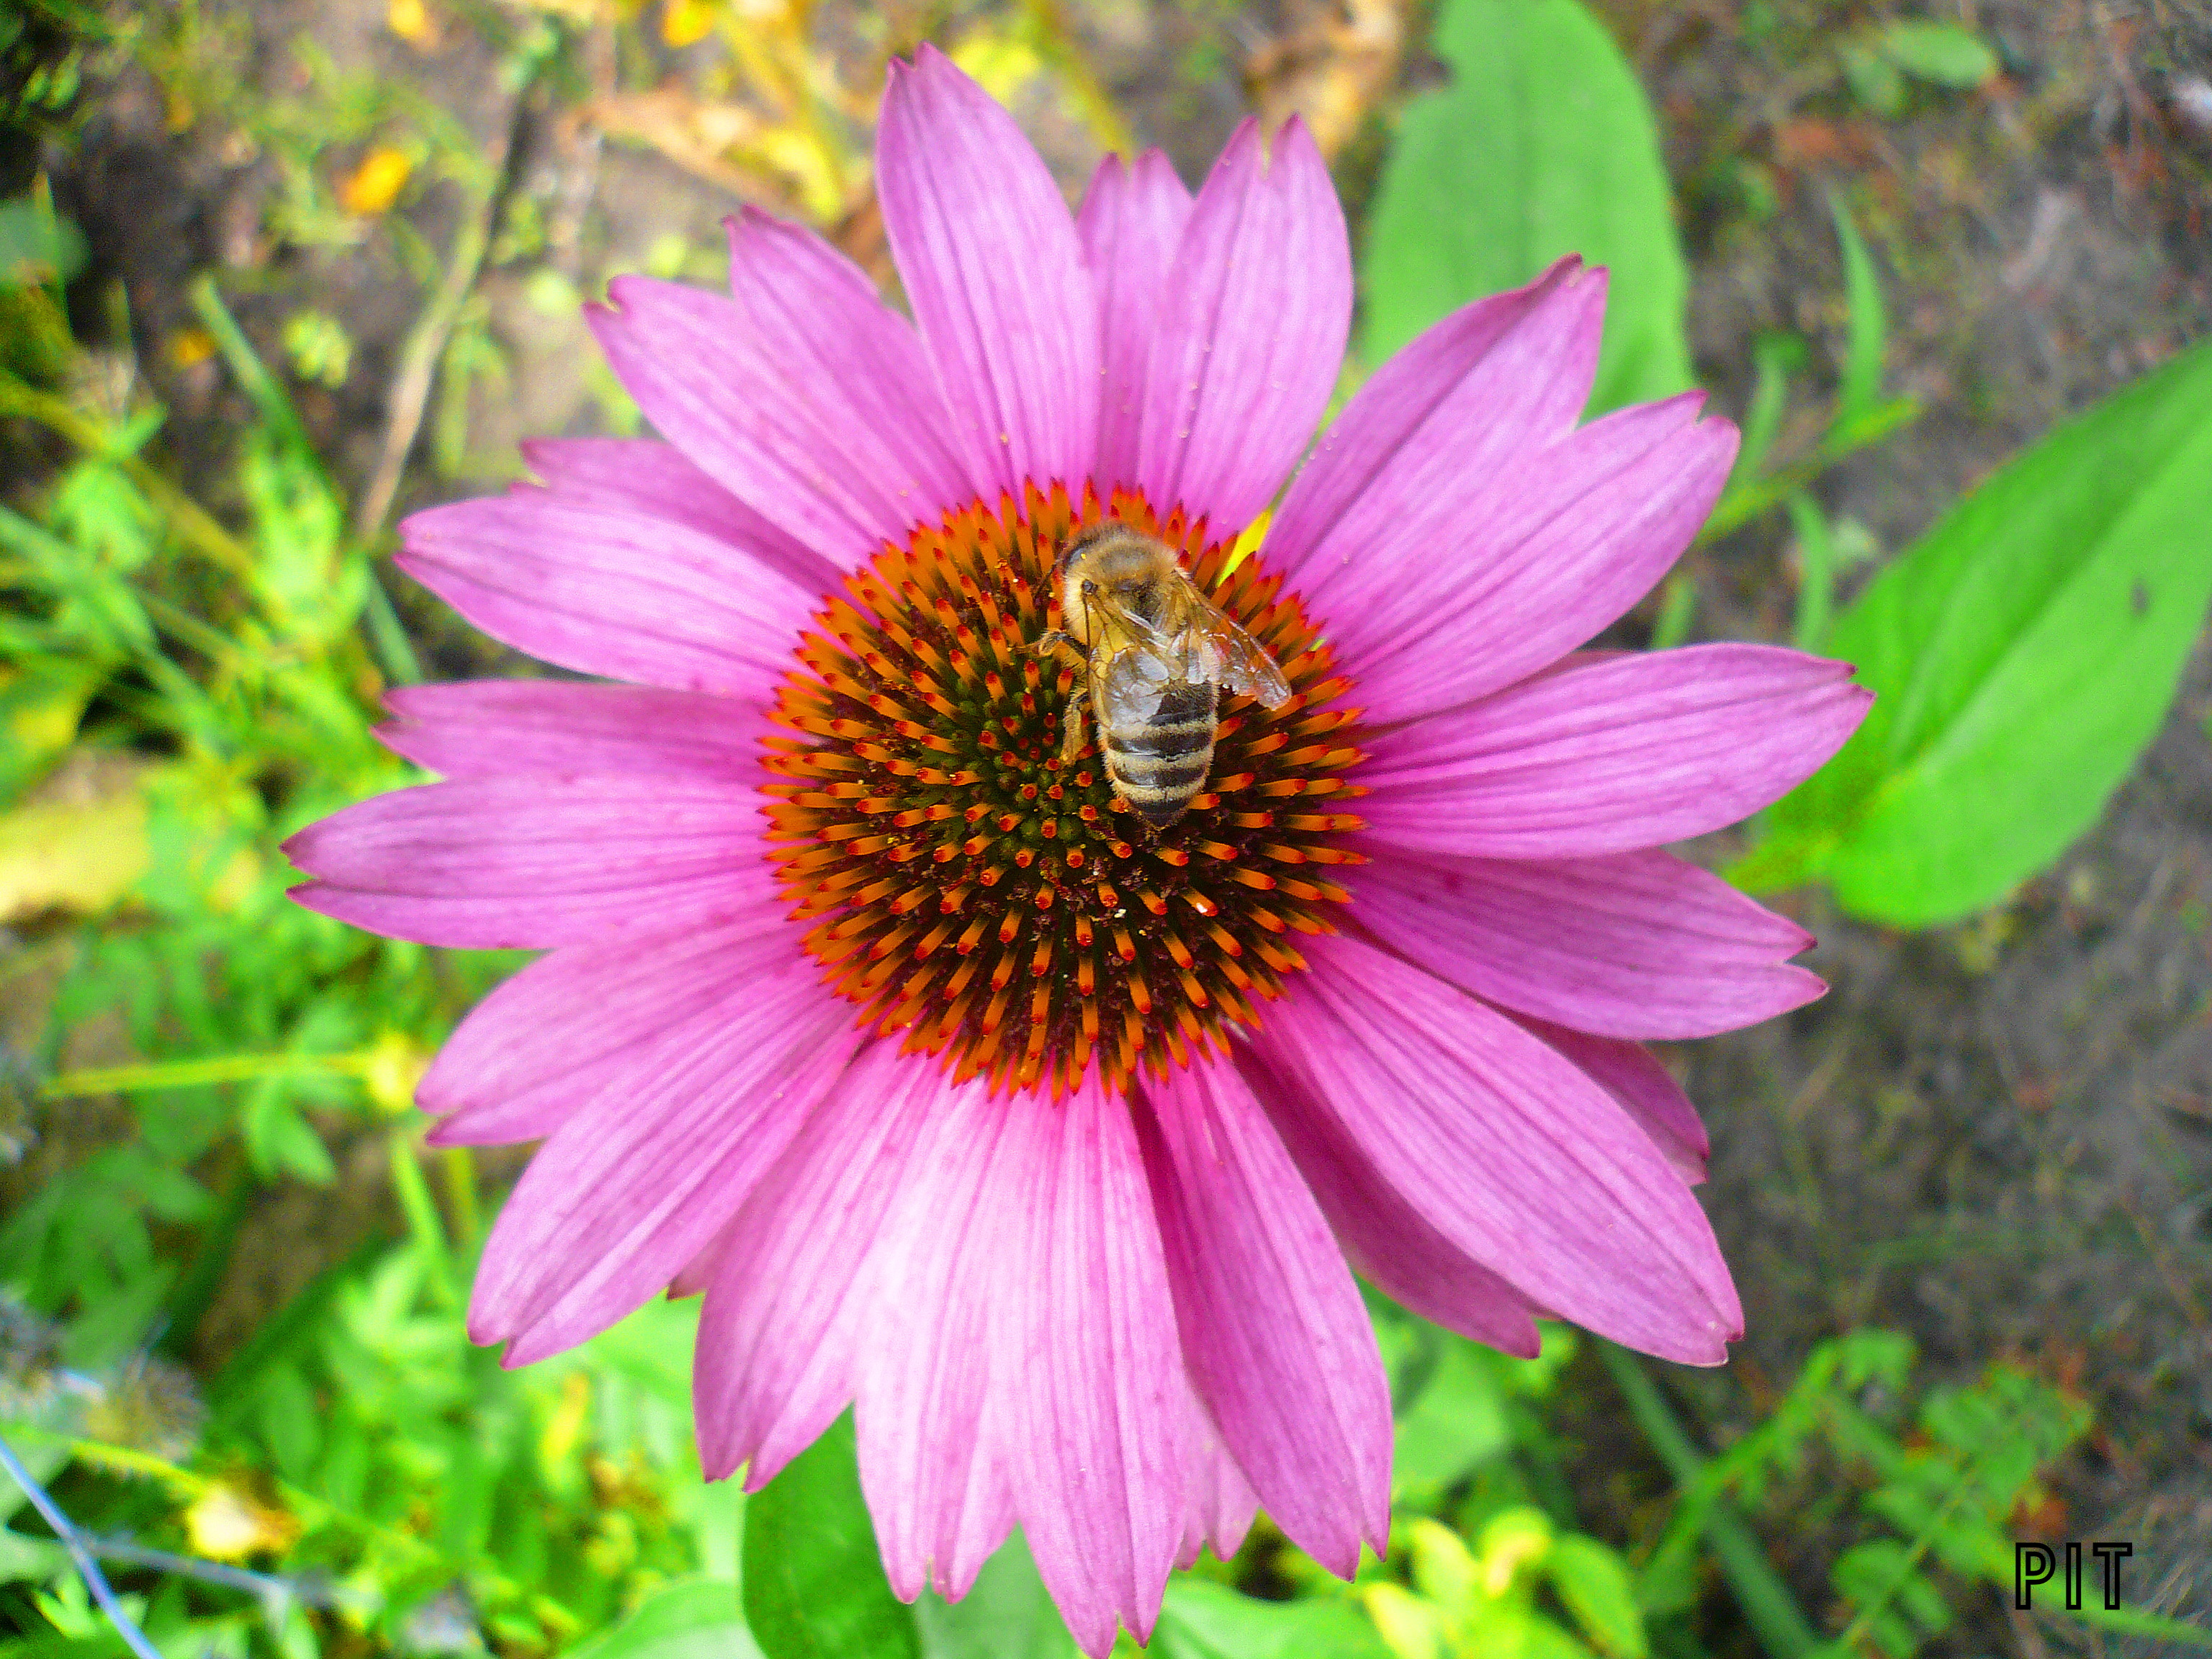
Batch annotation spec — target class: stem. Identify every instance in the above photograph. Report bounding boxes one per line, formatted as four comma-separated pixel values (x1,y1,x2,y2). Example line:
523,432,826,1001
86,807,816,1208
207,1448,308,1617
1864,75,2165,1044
0,1433,168,1659
38,1051,372,1100
1597,1342,1823,1659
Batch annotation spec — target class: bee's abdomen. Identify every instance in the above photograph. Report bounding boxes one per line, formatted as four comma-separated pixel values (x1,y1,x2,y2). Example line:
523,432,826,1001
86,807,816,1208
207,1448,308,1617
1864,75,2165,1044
1105,681,1217,826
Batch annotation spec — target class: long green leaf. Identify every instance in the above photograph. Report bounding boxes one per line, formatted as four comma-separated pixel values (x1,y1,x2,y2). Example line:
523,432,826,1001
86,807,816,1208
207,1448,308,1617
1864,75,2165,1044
1743,338,2212,922
741,1413,920,1659
1359,0,1690,414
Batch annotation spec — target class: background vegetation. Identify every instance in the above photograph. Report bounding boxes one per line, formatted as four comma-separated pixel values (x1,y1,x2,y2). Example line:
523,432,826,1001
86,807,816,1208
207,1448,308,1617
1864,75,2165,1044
2,0,2209,1656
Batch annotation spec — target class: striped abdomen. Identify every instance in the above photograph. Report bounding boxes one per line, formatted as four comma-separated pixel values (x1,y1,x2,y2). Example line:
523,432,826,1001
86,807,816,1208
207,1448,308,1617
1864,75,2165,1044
1102,679,1218,827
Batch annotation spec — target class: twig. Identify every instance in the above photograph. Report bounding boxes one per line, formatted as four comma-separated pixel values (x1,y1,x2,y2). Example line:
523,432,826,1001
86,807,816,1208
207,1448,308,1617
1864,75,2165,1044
0,1431,166,1659
352,65,540,547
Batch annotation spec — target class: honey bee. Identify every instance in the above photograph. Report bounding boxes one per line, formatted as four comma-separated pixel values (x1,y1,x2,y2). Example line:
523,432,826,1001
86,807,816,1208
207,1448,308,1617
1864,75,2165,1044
1034,525,1291,827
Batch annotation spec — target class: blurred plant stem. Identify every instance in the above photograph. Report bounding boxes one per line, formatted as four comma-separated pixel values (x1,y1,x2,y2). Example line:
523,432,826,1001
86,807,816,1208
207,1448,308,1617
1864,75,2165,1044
1596,1341,1822,1659
38,1051,377,1100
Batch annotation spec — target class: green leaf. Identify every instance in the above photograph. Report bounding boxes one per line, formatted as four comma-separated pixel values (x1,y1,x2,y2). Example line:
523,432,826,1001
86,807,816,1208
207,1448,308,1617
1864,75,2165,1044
1151,1581,1392,1659
914,1535,1068,1659
1360,0,1690,414
742,1412,920,1659
567,1581,764,1659
1750,337,2212,925
0,199,87,288
1838,41,1905,117
1392,1336,1511,1505
1545,1537,1647,1659
1829,195,1887,426
1874,22,1999,89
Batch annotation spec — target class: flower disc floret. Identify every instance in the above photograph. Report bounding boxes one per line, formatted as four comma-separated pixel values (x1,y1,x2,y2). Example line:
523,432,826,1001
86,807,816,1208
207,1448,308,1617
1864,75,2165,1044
763,482,1367,1097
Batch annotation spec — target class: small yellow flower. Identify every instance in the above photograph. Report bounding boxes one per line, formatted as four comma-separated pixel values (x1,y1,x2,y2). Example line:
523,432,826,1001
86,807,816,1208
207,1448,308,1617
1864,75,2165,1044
340,148,413,217
660,0,719,47
185,1485,300,1561
387,0,433,43
362,1030,431,1115
166,328,216,369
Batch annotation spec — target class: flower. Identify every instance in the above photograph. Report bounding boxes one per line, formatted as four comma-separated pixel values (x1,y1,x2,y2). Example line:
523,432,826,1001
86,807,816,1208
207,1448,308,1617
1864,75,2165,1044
284,47,1870,1655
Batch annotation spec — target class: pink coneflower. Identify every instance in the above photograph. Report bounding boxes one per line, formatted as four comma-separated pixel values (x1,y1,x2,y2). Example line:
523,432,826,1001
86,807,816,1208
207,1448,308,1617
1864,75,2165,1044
286,48,1869,1653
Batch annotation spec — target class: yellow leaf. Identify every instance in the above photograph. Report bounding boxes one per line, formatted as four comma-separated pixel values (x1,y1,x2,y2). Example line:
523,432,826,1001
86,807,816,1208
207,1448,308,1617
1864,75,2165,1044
1363,1583,1448,1659
0,763,149,920
185,1485,300,1561
339,148,413,217
661,0,719,47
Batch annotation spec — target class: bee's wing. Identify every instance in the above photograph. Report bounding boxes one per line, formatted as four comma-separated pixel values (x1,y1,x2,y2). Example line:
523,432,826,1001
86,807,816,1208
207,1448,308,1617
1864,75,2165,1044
1192,600,1292,709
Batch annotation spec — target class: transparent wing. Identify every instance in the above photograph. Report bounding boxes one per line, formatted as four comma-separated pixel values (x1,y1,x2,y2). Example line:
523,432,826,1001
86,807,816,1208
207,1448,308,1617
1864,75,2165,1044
1193,601,1291,709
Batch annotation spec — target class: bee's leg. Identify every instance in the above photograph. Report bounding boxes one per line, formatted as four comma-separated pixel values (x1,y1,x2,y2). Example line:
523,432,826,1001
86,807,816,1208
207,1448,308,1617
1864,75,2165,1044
1056,683,1090,763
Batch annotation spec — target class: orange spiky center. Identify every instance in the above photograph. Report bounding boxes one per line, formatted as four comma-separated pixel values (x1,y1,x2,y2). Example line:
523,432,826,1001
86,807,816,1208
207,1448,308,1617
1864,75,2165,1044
763,483,1367,1099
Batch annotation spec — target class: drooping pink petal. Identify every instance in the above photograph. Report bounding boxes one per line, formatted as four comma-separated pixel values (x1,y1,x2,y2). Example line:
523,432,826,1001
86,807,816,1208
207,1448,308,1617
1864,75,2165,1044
1174,1380,1259,1570
397,490,812,697
416,917,770,1148
696,1040,944,1485
876,46,1098,501
587,272,965,568
850,1078,1186,1653
1266,256,1599,588
1504,1014,1710,1185
997,1079,1184,1655
851,1082,1021,1604
379,680,766,783
521,436,842,596
468,941,860,1363
282,777,770,950
1292,392,1735,721
1350,846,1823,1039
1135,1063,1390,1577
1076,149,1193,493
1256,932,1743,1364
1359,644,1874,861
1238,1047,1543,1359
1133,117,1350,534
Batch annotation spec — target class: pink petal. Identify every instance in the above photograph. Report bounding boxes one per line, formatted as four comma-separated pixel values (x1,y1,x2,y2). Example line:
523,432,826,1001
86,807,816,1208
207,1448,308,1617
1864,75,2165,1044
1238,1048,1542,1359
416,917,770,1147
1174,1382,1259,1569
876,48,1098,501
1076,149,1194,493
1350,846,1824,1039
696,1040,944,1485
852,1078,1187,1655
1505,1015,1709,1185
1255,932,1743,1364
1300,392,1736,722
1134,118,1350,534
1266,256,1598,590
585,271,953,568
725,210,982,530
521,436,841,597
852,1082,1022,1604
997,1079,1184,1654
397,490,811,697
282,777,771,950
1359,644,1874,860
467,943,859,1363
379,680,766,783
1135,1063,1390,1577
